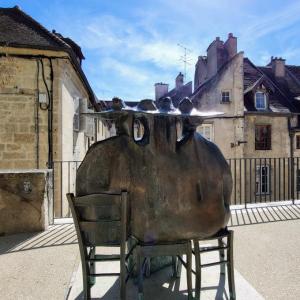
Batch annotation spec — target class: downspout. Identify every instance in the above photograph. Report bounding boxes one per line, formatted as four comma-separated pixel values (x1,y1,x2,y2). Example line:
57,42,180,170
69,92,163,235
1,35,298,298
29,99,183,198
35,59,40,168
49,58,54,169
288,116,295,203
40,58,54,169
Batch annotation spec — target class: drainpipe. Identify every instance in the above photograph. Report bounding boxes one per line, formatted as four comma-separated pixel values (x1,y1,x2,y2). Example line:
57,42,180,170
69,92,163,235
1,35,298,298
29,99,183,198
40,58,54,169
49,58,54,169
288,116,295,203
35,59,40,168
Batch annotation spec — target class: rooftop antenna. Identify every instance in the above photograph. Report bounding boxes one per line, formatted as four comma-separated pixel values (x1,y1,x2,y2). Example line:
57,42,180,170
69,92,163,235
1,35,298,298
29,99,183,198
178,43,192,80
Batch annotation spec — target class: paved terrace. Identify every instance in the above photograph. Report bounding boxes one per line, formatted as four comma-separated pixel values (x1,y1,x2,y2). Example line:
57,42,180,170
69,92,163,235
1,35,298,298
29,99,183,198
0,203,300,299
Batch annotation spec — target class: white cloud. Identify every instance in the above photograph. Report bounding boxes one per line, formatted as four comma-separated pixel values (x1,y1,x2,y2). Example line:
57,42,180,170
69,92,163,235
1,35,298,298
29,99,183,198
56,0,300,99
101,57,149,84
241,1,300,41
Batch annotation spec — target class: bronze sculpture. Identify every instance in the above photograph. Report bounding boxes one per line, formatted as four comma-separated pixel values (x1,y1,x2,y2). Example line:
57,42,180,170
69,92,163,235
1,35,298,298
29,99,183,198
76,97,232,243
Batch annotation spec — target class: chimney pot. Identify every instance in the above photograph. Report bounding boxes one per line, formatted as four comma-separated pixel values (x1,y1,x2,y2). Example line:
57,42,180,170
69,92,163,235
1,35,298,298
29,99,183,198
228,33,233,38
271,57,285,77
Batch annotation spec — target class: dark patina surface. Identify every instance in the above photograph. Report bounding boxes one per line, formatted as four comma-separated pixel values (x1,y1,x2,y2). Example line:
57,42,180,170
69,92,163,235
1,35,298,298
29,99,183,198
76,97,232,243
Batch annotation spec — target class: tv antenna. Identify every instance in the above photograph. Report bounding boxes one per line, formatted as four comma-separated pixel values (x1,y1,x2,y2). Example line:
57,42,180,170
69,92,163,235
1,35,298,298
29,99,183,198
178,43,192,80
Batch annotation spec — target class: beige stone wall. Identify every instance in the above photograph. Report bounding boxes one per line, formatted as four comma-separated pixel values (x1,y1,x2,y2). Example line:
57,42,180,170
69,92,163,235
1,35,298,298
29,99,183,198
0,56,49,169
194,52,244,117
194,53,245,158
243,114,290,158
0,52,96,217
56,59,92,216
0,169,53,234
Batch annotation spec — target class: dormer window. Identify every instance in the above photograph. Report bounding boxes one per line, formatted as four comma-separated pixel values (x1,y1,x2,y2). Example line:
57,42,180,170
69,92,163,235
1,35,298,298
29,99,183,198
255,92,267,110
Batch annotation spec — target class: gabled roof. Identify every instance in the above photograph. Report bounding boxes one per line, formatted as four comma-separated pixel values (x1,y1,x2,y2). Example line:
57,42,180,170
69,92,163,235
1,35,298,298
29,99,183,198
244,75,275,95
191,53,240,101
243,58,298,113
160,81,193,107
0,6,98,109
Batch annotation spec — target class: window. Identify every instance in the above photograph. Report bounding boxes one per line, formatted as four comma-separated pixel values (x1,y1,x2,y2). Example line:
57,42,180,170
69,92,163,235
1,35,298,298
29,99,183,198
255,92,267,110
256,165,270,195
221,91,230,103
297,170,300,192
296,135,300,149
197,124,214,141
255,125,271,150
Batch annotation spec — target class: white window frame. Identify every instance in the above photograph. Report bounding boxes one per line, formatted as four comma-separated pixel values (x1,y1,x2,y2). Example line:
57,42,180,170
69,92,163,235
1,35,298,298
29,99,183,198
197,123,214,142
221,90,231,103
256,165,270,195
255,92,267,110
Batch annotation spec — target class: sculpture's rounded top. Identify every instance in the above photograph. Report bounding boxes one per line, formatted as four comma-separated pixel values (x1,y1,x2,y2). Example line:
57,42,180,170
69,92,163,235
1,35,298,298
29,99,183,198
179,97,193,114
112,97,126,111
137,99,157,111
157,97,175,112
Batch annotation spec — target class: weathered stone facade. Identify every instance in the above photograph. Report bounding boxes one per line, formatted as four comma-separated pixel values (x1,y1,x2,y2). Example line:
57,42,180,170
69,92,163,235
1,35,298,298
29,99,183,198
0,7,99,219
0,169,53,235
191,34,300,203
191,34,300,161
0,50,96,217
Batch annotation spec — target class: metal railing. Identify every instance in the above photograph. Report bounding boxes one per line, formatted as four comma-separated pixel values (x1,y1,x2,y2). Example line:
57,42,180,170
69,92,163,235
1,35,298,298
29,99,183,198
227,157,298,206
52,161,81,218
52,157,300,218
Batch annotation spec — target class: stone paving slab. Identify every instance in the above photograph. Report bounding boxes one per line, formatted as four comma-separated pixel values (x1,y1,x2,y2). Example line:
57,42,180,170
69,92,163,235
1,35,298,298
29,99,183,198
0,223,79,300
1,205,300,299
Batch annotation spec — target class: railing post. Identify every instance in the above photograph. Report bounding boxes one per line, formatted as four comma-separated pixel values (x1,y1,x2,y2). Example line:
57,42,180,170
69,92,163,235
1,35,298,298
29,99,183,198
291,156,295,204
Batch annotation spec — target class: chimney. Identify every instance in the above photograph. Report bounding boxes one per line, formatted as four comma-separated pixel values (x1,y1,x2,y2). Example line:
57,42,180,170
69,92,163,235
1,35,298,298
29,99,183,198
175,72,184,89
206,37,225,78
194,56,208,90
224,33,237,59
154,83,169,101
271,57,286,78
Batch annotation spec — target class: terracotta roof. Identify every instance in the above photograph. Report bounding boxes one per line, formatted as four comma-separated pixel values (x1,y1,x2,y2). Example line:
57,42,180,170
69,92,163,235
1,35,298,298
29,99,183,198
0,6,98,110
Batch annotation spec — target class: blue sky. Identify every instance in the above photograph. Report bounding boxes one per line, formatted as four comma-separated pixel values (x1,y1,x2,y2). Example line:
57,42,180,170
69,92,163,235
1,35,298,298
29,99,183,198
2,0,300,101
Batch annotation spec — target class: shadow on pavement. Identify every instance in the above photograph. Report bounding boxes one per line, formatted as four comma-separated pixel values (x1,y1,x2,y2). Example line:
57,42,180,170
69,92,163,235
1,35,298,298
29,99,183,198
0,223,77,254
229,204,300,226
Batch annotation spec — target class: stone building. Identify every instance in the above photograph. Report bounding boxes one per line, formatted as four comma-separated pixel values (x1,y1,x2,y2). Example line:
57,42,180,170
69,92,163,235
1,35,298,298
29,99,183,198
0,6,98,216
192,33,300,202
